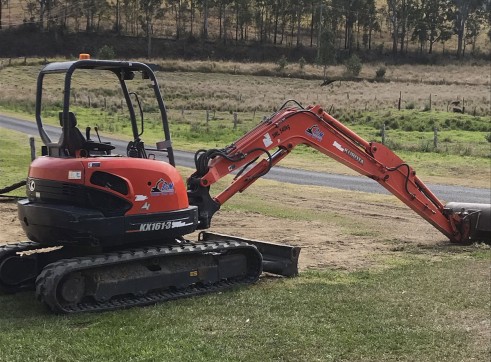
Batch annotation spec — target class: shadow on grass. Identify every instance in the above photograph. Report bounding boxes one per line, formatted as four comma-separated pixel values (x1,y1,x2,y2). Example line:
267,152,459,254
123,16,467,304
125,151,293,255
384,238,491,258
0,291,48,319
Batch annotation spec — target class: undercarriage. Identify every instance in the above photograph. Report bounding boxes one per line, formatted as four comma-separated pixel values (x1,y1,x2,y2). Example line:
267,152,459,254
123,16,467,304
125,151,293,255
0,233,300,313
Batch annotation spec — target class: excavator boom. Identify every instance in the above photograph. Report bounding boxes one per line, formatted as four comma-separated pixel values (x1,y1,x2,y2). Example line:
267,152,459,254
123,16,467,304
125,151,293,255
188,101,490,243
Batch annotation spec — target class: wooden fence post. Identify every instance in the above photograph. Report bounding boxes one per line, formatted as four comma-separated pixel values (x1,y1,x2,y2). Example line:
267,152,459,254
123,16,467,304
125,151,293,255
398,91,402,110
29,136,36,161
233,112,238,129
433,126,438,148
206,109,209,124
381,123,386,145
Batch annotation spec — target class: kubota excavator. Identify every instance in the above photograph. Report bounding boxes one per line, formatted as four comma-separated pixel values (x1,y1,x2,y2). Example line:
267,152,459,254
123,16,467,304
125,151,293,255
1,57,489,313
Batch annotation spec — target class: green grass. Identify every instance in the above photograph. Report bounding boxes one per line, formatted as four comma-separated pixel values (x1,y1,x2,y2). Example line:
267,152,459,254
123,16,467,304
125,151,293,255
1,126,490,362
0,129,41,197
0,255,489,361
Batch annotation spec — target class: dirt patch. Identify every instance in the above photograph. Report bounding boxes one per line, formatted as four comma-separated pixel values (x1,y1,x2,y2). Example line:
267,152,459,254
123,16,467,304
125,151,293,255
0,199,26,244
208,200,443,271
0,187,445,271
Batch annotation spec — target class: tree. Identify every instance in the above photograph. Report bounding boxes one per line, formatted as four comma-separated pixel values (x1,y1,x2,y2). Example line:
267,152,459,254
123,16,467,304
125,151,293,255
232,0,252,41
359,0,380,50
139,0,163,57
81,0,110,32
451,0,485,58
168,0,188,39
0,0,4,29
21,0,50,29
411,0,453,54
386,0,400,55
200,0,209,39
463,7,486,55
317,28,336,80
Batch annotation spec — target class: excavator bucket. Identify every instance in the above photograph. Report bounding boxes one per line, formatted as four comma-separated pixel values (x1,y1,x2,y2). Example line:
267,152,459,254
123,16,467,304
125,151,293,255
199,232,301,277
445,202,491,242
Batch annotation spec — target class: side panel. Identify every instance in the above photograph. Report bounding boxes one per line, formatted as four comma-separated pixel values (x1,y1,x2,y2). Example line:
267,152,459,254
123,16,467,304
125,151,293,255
82,158,189,215
28,157,189,215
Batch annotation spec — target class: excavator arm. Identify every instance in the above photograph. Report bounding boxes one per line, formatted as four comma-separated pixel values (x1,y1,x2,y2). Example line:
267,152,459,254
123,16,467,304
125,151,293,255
187,101,490,243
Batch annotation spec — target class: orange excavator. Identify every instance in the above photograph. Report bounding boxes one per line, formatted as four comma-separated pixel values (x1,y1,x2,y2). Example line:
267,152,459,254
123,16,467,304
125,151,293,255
1,57,489,313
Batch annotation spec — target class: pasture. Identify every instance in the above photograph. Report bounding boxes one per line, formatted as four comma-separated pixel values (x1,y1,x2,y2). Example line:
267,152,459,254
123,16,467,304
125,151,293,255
0,58,490,361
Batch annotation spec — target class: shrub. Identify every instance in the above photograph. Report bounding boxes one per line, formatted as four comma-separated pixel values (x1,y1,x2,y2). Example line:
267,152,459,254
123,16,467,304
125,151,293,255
97,45,116,59
375,66,386,79
485,133,491,143
344,54,362,77
276,55,288,71
298,57,306,70
405,101,416,110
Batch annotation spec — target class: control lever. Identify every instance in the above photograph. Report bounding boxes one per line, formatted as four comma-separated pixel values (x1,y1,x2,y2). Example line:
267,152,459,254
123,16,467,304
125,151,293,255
86,127,91,141
94,126,102,142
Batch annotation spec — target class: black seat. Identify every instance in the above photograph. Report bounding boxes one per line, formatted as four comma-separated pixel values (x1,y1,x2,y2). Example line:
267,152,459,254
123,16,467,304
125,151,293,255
59,111,86,156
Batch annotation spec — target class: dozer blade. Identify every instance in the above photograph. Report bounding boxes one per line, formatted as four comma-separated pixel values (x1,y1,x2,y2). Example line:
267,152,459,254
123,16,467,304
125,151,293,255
199,232,301,277
445,202,491,242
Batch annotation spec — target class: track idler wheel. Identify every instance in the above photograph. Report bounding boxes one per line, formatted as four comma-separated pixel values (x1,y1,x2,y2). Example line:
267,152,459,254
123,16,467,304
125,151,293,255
59,273,86,305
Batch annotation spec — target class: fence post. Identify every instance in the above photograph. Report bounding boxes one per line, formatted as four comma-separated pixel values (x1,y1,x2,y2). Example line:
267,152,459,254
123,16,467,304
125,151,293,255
429,94,432,110
398,91,402,110
29,136,36,161
88,95,91,108
381,123,386,145
433,126,438,148
206,109,209,124
233,112,238,129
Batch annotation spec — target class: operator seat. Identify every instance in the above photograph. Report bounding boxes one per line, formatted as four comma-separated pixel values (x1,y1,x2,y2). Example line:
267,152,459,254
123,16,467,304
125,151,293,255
59,111,86,156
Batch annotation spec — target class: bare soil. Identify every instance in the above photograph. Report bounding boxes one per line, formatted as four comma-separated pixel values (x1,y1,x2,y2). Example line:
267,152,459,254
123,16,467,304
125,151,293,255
0,200,25,244
207,192,444,271
0,183,445,272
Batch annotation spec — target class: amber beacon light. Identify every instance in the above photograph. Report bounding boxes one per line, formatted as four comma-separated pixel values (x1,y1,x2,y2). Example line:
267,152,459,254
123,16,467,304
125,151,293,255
79,53,91,60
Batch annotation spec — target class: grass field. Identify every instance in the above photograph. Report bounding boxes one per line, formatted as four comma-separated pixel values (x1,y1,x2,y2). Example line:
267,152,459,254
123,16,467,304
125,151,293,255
0,60,490,360
1,59,490,189
0,255,489,361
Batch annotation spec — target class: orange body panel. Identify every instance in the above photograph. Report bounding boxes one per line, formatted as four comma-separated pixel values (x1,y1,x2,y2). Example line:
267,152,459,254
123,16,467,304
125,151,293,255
28,157,189,215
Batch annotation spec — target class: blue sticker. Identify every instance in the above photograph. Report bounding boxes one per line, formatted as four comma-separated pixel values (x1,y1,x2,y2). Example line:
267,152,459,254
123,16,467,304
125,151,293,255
150,178,175,196
305,125,324,142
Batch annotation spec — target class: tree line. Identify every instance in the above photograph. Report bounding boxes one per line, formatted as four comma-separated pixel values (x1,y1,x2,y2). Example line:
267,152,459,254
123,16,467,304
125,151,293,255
1,0,490,59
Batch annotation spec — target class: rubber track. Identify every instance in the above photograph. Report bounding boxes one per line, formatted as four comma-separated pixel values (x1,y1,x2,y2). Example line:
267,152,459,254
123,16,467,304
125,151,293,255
0,241,42,293
36,240,262,314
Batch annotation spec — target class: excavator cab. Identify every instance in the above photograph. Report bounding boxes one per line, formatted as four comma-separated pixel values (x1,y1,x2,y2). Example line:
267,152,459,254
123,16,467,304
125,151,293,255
35,56,175,165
